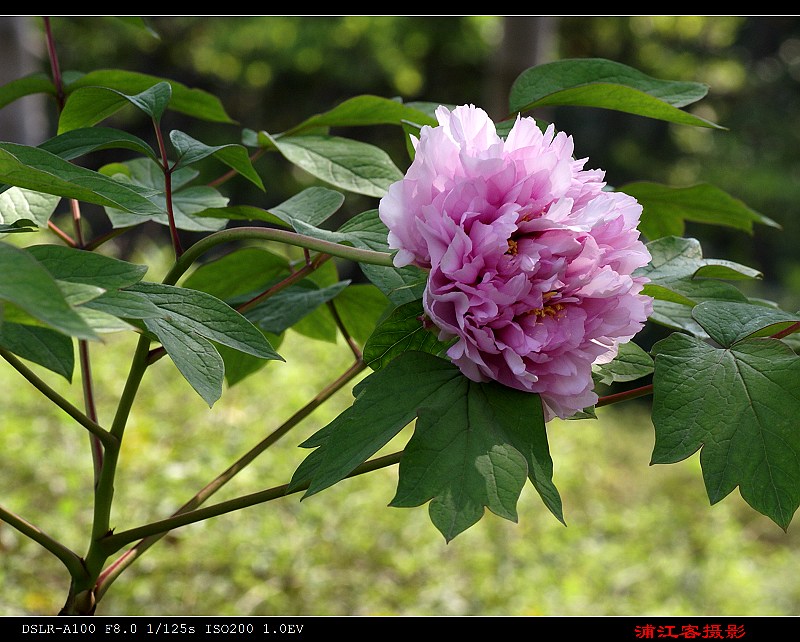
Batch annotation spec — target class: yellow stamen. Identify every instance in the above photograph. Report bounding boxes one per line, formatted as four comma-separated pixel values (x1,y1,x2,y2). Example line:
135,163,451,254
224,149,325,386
506,239,518,255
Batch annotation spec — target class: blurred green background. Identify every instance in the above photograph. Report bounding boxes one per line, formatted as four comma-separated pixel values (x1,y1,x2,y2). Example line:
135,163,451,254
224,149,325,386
1,16,800,615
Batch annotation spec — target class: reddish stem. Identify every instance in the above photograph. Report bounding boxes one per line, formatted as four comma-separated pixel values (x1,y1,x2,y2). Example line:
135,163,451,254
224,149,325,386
236,254,332,315
153,118,183,258
48,221,77,247
596,383,654,408
43,17,65,111
771,321,800,341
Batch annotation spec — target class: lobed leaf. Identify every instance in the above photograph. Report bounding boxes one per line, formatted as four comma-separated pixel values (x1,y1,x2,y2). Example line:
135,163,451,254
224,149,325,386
652,333,800,529
288,351,561,541
691,301,800,348
363,298,449,370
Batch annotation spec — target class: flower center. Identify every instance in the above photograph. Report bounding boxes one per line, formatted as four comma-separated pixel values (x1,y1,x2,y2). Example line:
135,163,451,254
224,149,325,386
522,291,565,320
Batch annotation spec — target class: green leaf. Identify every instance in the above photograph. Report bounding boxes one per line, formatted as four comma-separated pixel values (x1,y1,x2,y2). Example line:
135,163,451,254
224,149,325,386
270,134,403,197
0,220,38,234
636,236,753,335
57,281,106,306
182,247,290,301
363,298,449,370
0,242,95,340
330,284,391,346
58,82,173,133
0,187,60,229
283,95,438,136
509,58,721,128
392,379,561,541
652,333,800,529
130,282,283,406
242,280,350,336
130,282,281,360
104,158,228,231
0,322,74,381
169,130,264,190
691,301,800,348
621,182,779,240
26,244,147,289
592,341,654,386
289,351,561,540
39,127,158,162
269,186,345,229
146,316,225,406
81,288,162,320
0,73,55,111
0,143,162,218
64,70,233,124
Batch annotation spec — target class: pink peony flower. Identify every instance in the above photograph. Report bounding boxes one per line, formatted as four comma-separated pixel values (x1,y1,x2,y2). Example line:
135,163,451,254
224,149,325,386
379,104,653,420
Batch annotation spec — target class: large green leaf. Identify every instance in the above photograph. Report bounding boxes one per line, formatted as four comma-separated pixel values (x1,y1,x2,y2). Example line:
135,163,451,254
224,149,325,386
363,298,449,370
269,186,345,229
270,134,403,197
39,127,157,163
26,244,147,290
621,182,779,240
282,95,438,136
288,351,561,540
58,82,173,133
0,322,74,381
145,316,225,407
652,333,800,529
81,289,161,321
392,378,561,541
0,242,95,340
0,143,162,218
0,187,60,229
509,58,720,128
64,70,234,124
130,282,283,406
169,130,264,190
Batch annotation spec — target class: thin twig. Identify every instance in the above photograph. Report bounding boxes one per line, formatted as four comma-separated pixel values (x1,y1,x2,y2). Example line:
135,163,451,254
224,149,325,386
0,347,115,448
0,503,87,579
